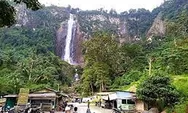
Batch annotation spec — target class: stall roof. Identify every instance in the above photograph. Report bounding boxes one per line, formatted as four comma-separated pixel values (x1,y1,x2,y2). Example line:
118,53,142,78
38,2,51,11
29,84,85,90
58,92,69,97
109,91,135,100
4,88,69,98
29,92,56,98
96,92,112,96
101,96,109,100
4,95,17,98
4,92,56,98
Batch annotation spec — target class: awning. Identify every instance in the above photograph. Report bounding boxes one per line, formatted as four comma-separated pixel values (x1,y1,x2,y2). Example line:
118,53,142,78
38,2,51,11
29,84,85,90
101,96,108,100
109,92,134,100
4,93,56,98
29,93,56,98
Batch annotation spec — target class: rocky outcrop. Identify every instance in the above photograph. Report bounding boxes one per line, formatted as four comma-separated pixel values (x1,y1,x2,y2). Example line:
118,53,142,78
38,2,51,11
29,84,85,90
15,5,69,28
147,14,166,39
149,108,159,113
143,108,159,113
15,4,29,26
72,23,84,65
118,21,130,43
14,5,158,65
55,22,68,58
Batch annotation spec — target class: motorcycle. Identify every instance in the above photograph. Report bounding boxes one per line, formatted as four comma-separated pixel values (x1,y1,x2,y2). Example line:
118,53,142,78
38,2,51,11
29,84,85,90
112,106,125,113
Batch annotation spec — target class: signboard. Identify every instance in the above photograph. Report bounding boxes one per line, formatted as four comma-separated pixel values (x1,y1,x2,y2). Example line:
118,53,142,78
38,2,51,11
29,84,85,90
17,88,29,105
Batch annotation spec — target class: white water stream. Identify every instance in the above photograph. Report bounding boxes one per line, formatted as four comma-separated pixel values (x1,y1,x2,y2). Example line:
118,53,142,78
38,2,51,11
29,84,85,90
63,14,75,64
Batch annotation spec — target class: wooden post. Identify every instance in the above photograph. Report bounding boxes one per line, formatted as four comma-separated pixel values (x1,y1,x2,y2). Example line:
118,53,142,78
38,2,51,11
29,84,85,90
149,57,152,76
57,84,59,91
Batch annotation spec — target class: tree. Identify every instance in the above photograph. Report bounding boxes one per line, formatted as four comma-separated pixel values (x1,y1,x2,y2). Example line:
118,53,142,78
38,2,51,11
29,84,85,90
120,43,147,71
81,68,95,96
137,75,180,110
81,31,120,95
83,31,118,67
0,0,41,27
93,62,111,92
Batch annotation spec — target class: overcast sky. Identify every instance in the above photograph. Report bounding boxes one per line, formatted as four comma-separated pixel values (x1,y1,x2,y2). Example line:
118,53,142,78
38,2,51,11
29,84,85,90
39,0,164,12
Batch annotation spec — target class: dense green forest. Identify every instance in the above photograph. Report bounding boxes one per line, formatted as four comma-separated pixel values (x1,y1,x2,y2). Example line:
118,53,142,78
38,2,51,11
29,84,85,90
0,0,188,112
0,27,74,94
77,0,188,112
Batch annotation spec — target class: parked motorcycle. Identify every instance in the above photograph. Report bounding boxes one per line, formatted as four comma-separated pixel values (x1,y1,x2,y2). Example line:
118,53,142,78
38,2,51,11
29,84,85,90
112,106,125,113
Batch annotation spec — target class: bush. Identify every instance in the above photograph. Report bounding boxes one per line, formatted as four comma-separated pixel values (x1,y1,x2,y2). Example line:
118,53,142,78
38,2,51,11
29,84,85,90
137,75,180,110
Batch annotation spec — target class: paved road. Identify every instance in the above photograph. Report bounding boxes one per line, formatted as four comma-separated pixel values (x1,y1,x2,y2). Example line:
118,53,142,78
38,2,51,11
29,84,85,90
71,103,112,113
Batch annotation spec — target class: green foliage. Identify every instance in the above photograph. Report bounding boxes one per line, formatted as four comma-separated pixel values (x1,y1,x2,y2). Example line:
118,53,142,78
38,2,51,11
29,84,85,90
171,75,188,112
127,8,153,36
80,31,121,95
0,26,74,94
120,43,147,71
137,75,180,109
167,11,188,38
111,70,142,89
159,0,188,20
173,76,188,97
93,62,111,91
122,70,142,85
173,101,188,113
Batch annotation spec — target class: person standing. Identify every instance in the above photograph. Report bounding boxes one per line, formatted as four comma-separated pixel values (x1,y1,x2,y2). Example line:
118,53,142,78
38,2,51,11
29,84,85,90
73,107,78,113
87,100,90,108
86,108,91,113
99,99,101,107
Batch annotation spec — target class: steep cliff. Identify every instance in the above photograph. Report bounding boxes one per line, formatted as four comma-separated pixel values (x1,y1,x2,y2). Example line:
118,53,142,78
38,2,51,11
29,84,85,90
12,5,169,65
147,13,166,39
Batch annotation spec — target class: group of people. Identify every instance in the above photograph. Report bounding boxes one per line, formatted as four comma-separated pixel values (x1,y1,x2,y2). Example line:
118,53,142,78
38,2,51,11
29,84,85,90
51,105,78,113
55,100,92,113
64,106,78,113
64,100,91,113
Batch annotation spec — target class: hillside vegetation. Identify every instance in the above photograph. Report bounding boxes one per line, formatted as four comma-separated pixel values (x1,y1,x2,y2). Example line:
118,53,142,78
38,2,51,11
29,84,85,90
0,0,187,112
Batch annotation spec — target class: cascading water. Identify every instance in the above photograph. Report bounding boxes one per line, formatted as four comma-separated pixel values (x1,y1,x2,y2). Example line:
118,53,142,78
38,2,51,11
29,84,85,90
63,14,75,64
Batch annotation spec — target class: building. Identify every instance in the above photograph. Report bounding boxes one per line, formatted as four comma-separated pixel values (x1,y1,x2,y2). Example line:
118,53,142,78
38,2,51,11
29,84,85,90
96,91,147,112
3,88,69,111
108,91,136,111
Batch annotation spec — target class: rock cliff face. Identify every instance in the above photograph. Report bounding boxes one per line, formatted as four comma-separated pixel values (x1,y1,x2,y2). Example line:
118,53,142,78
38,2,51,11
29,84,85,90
14,5,165,65
71,23,84,65
15,5,69,28
56,22,68,58
147,14,166,39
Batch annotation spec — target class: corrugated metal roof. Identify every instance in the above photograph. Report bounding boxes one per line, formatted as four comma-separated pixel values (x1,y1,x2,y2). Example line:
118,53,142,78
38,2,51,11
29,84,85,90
4,93,56,98
4,95,18,98
29,92,56,98
109,91,134,100
96,92,113,95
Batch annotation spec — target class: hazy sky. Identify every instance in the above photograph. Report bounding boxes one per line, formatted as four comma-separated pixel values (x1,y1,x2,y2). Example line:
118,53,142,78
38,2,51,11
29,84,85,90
39,0,164,12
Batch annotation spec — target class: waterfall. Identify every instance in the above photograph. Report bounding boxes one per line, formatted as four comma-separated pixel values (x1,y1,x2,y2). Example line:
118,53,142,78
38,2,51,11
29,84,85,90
63,14,75,64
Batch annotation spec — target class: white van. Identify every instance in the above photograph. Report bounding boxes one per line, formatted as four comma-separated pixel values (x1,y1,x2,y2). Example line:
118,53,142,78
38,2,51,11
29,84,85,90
82,98,91,103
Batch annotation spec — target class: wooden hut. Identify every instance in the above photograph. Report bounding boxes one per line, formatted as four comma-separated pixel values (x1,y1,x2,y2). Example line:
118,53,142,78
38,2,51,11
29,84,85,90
3,88,69,111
